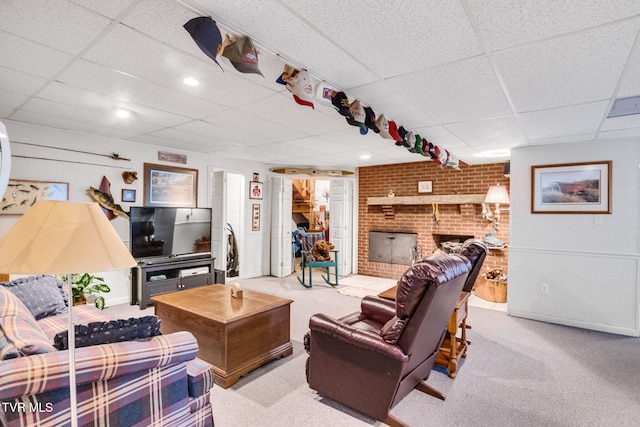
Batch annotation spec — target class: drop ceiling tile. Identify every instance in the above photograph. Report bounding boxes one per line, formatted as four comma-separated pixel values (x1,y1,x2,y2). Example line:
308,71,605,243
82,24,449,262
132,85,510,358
519,101,609,139
287,0,482,78
600,114,640,132
0,0,112,55
122,0,204,58
82,24,275,107
37,82,193,128
68,0,135,19
147,127,243,150
220,143,305,163
0,31,73,79
412,125,472,149
348,81,438,129
202,109,306,142
617,48,640,98
58,60,227,118
0,67,47,96
529,133,597,146
283,136,359,154
316,127,392,151
367,145,430,163
494,18,640,112
445,115,528,146
0,90,28,118
237,92,344,136
21,97,162,135
469,0,640,51
11,110,139,140
174,120,272,146
448,146,485,165
195,0,378,88
130,133,227,153
388,55,512,124
597,128,640,139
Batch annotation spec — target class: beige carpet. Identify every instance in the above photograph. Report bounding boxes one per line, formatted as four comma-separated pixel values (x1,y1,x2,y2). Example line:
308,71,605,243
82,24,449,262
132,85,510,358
337,274,397,298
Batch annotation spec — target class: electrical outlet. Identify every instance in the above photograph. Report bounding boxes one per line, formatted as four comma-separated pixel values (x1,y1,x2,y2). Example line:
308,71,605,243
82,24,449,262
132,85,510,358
540,283,549,294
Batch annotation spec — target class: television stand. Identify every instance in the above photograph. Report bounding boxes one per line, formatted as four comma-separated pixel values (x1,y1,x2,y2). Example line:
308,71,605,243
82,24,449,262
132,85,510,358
131,257,216,309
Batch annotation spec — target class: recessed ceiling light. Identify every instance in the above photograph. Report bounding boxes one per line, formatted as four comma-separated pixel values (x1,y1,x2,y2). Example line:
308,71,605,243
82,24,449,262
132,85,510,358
360,154,371,160
116,109,130,119
183,76,200,87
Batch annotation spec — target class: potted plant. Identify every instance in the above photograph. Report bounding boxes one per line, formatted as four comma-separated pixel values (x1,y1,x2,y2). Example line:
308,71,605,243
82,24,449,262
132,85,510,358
58,273,111,310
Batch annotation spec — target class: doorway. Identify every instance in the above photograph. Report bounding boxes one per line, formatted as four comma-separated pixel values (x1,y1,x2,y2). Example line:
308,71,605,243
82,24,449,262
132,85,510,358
292,178,330,236
225,173,244,278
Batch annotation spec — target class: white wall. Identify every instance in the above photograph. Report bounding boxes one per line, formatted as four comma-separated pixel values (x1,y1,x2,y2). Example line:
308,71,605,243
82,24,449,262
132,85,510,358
509,138,640,336
2,120,271,306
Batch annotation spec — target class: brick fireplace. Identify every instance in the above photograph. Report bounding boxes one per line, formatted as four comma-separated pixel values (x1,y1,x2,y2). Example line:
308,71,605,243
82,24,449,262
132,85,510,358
357,160,509,280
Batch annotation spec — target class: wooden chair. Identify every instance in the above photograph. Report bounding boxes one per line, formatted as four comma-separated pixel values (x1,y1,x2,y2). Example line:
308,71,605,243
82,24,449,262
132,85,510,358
296,231,339,288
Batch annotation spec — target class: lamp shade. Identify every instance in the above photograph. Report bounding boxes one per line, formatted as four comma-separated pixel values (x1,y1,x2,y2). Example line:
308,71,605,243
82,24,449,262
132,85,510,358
0,200,136,274
484,185,510,205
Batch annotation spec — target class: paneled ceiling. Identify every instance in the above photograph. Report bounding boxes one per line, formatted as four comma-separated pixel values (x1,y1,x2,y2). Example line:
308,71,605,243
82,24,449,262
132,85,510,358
1,0,639,170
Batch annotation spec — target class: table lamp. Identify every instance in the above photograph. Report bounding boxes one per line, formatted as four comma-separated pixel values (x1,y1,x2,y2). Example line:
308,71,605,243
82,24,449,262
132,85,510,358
0,200,137,427
484,184,510,231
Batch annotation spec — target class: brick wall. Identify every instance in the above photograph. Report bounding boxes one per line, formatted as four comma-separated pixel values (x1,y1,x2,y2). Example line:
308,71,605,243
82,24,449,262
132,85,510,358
358,160,509,279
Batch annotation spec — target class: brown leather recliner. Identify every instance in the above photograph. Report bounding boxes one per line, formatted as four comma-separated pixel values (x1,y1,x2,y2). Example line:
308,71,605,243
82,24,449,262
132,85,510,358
305,253,472,426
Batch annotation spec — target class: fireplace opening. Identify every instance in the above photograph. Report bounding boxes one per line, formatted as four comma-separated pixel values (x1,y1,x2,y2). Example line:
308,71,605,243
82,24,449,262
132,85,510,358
369,231,418,265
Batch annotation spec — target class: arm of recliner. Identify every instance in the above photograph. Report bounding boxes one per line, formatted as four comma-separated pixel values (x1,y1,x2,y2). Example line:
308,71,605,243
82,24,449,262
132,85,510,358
360,295,396,325
309,313,408,362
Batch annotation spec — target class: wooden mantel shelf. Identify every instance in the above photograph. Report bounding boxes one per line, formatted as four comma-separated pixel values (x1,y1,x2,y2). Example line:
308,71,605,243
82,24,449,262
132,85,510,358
367,194,486,206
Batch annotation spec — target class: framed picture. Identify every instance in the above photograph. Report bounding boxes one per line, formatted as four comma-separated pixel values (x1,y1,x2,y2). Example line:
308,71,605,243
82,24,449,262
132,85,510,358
252,204,260,231
253,172,260,182
121,189,136,203
143,163,198,207
418,181,433,193
249,181,263,200
0,179,68,215
531,161,611,214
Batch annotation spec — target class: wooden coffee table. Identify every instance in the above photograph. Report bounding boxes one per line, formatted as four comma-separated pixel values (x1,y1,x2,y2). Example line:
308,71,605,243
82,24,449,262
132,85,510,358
152,284,293,388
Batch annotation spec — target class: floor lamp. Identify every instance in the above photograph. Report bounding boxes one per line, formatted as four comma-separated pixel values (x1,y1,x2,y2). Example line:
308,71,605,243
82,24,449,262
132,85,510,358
0,200,137,427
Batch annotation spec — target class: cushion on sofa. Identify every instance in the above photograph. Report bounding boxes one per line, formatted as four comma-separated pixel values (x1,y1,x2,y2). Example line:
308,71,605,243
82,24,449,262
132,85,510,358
0,287,56,358
53,316,162,350
1,275,68,320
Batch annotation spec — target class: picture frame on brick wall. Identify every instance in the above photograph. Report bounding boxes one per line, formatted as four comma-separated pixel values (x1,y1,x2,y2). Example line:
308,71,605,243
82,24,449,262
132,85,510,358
418,181,432,193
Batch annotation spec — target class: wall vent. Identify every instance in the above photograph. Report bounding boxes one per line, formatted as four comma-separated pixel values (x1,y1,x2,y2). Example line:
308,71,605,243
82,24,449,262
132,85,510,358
607,95,640,118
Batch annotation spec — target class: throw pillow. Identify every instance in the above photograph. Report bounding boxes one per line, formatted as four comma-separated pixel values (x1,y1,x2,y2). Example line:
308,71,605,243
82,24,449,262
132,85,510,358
53,316,162,350
380,316,406,344
0,287,56,358
1,275,68,320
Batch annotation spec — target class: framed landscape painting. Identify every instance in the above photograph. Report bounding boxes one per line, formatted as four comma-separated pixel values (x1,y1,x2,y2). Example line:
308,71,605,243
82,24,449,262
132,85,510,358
144,163,198,207
531,161,611,214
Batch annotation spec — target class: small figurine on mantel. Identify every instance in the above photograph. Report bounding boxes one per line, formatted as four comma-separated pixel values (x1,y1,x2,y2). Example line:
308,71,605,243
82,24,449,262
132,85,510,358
387,189,395,197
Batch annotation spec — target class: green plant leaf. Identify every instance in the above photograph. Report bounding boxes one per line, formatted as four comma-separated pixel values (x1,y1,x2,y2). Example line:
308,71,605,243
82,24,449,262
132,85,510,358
95,296,105,310
97,284,111,293
79,273,92,285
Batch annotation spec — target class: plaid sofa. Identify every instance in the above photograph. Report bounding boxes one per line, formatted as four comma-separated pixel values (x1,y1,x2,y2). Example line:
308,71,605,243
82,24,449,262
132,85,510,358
0,277,214,427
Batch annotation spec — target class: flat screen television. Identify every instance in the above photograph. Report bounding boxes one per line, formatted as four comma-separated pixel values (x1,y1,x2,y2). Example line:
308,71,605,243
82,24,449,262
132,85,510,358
130,206,212,261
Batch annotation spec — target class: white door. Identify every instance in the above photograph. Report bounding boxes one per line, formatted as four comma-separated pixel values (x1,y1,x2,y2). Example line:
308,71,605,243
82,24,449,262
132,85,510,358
270,177,292,277
210,170,226,272
330,179,354,276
